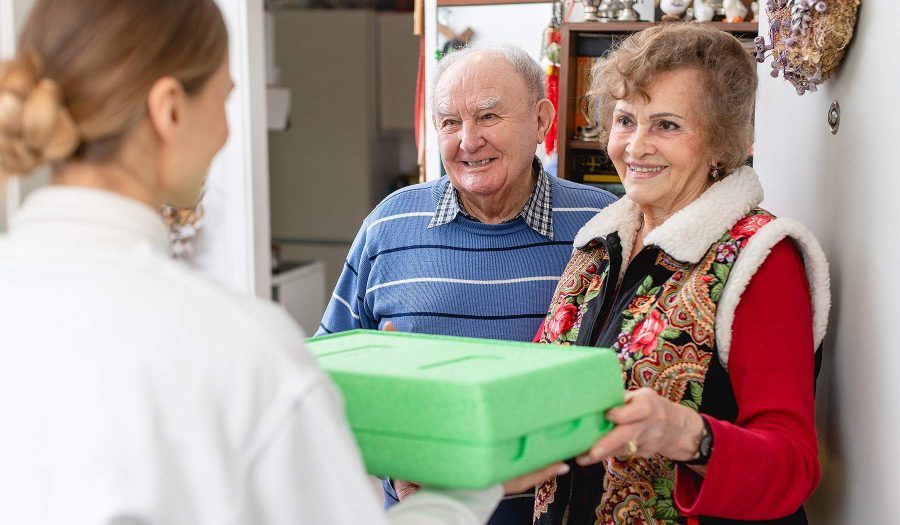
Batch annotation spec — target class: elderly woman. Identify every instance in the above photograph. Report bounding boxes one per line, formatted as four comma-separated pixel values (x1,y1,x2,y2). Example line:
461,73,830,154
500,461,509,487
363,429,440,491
532,24,829,525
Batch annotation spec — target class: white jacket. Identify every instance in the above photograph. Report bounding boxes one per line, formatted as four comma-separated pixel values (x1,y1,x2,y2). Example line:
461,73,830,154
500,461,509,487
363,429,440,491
0,186,500,525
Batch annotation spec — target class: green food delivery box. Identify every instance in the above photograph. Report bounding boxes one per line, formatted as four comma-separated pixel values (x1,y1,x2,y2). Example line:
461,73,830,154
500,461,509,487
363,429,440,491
307,329,624,489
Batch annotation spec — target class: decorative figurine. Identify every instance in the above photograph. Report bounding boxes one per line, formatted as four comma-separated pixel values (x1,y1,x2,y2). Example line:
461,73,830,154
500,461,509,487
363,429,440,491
750,1,759,21
693,0,715,21
660,0,690,21
723,0,748,22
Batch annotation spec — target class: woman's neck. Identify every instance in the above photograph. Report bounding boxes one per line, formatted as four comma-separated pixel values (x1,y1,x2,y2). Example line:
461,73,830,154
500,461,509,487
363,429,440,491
53,159,159,209
630,179,713,260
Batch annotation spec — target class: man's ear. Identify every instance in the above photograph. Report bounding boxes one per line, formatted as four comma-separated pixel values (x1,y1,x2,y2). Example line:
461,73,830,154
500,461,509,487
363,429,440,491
536,98,555,145
146,77,186,146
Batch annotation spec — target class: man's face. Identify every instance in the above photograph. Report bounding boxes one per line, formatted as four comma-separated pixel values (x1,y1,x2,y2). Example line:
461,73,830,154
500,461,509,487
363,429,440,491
433,53,546,201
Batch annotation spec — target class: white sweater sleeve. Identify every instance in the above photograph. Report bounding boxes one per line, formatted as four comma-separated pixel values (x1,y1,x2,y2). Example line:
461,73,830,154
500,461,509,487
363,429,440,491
387,486,503,525
242,378,502,525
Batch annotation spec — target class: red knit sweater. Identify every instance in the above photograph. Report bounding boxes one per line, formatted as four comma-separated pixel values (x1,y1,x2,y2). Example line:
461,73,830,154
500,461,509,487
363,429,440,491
674,239,820,518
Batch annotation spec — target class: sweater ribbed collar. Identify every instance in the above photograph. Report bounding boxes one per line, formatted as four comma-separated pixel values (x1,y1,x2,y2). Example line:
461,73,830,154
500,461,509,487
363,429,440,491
9,185,170,255
428,156,554,239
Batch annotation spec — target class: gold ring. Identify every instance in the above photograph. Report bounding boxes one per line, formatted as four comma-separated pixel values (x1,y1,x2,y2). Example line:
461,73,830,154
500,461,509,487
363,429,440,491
627,438,639,456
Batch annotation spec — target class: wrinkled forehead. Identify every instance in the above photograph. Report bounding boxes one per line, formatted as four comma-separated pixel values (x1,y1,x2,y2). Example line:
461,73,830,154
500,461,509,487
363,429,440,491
433,53,521,113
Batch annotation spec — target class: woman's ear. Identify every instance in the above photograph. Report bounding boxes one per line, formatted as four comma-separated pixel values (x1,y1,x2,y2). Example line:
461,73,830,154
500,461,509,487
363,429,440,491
146,77,186,145
536,98,555,145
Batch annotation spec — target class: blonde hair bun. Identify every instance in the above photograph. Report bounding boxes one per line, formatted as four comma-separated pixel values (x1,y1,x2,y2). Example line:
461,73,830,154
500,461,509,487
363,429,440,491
0,50,80,175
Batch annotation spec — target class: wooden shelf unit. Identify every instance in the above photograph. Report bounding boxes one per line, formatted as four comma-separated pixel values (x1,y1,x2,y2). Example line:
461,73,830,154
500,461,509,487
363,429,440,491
556,21,759,181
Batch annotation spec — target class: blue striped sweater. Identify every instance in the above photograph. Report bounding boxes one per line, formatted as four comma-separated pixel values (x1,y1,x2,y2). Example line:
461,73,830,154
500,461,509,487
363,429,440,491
317,176,616,341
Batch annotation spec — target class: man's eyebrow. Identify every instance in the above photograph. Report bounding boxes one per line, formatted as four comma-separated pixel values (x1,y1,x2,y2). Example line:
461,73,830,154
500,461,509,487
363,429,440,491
434,101,454,116
474,97,501,112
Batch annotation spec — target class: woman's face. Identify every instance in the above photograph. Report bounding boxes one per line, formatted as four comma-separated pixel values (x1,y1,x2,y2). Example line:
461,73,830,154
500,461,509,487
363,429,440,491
606,68,715,218
165,55,234,207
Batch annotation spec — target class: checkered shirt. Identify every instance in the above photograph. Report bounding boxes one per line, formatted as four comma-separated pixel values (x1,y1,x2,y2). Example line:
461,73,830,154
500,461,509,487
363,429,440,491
427,157,554,239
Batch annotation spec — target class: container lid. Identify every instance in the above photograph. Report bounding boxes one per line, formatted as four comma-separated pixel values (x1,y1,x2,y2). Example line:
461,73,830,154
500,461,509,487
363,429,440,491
308,330,623,444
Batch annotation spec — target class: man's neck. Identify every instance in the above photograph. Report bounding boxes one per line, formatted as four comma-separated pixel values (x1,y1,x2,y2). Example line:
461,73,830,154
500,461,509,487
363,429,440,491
456,168,538,224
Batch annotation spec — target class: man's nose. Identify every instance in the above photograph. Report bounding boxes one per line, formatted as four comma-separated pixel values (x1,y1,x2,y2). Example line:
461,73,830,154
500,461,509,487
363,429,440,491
626,125,655,158
459,121,485,152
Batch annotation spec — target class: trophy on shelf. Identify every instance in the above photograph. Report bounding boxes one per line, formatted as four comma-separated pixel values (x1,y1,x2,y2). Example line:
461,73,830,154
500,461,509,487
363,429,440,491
583,0,614,22
583,0,644,22
581,0,599,21
616,0,641,21
576,94,601,141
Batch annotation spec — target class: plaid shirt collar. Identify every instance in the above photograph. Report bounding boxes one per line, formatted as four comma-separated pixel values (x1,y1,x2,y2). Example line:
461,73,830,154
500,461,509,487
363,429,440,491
428,157,554,239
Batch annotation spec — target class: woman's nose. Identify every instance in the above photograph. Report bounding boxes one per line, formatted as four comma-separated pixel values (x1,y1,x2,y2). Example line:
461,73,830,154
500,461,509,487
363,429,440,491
626,126,655,158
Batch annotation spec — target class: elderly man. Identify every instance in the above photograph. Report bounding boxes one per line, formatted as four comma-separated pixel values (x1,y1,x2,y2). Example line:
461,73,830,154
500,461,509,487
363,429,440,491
317,44,616,522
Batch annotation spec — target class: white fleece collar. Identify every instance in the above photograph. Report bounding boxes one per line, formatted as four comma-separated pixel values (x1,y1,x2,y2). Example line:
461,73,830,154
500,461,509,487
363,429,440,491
573,166,764,264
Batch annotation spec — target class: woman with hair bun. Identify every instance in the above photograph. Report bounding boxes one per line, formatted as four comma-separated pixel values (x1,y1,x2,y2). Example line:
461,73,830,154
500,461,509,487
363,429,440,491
0,1,561,523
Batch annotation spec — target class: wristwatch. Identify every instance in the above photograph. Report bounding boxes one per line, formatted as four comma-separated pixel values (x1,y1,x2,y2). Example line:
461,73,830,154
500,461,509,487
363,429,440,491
682,416,714,466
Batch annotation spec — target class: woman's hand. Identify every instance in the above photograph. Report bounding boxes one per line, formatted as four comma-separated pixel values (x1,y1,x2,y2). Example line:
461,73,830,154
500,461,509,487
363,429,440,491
576,387,706,466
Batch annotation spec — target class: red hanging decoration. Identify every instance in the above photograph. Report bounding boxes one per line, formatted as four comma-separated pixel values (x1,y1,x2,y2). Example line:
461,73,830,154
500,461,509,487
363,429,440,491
545,60,560,156
541,4,564,156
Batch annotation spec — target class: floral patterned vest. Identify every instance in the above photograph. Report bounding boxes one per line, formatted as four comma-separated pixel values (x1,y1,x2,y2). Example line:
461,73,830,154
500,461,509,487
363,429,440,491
533,208,776,525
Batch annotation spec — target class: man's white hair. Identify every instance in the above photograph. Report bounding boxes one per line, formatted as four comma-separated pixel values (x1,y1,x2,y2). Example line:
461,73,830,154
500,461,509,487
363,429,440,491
431,43,546,108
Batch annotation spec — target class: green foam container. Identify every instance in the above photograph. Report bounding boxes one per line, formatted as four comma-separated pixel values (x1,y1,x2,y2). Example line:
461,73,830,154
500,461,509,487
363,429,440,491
308,329,624,489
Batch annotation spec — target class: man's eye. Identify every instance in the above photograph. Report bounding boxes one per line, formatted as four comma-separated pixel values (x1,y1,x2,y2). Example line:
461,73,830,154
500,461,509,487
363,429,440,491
658,120,680,131
442,119,460,128
481,113,497,121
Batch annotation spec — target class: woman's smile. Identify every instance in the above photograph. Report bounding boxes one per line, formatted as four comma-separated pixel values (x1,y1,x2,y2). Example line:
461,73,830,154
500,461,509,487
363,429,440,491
626,163,669,180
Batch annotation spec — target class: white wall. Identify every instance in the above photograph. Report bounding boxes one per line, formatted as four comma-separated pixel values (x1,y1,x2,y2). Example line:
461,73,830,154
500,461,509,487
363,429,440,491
436,4,553,62
754,3,899,522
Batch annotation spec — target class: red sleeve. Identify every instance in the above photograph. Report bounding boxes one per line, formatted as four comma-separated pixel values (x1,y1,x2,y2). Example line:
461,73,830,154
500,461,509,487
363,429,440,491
674,239,820,519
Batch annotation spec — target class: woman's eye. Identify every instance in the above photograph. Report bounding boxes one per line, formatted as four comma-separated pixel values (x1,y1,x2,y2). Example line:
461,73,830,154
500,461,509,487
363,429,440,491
658,120,680,131
615,116,633,127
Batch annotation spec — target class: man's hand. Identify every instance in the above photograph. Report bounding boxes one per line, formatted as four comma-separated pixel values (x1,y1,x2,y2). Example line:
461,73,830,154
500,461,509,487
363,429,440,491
394,480,421,501
502,463,569,494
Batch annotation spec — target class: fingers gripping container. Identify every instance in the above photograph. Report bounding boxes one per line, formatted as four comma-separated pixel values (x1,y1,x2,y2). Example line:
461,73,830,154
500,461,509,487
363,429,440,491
307,330,624,489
